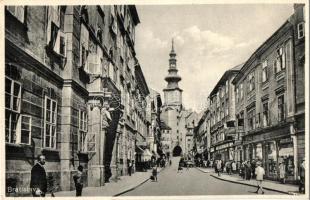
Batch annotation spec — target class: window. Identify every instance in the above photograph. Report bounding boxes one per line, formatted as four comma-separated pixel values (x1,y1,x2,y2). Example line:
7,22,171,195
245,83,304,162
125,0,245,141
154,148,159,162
5,77,21,144
262,102,269,127
274,47,286,73
225,81,228,93
248,71,255,92
247,109,256,130
80,23,89,69
236,87,239,102
278,95,285,122
44,96,57,149
262,60,268,82
240,83,244,99
47,6,66,56
78,110,88,152
297,22,305,39
6,6,25,23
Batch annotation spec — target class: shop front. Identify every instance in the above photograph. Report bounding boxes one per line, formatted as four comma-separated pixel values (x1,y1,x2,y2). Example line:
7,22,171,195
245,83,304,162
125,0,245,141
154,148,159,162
214,141,234,162
242,124,296,182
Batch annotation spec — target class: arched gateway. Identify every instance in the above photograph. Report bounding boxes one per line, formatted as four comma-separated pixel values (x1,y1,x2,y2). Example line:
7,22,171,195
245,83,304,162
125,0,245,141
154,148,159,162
172,145,182,157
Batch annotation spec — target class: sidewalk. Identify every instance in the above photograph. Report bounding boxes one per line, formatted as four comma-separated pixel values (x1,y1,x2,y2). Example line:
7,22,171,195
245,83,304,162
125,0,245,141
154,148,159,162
197,167,301,195
55,168,162,197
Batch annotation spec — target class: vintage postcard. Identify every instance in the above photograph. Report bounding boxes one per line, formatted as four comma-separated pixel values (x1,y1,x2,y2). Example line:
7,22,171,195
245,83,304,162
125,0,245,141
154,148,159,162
1,0,308,199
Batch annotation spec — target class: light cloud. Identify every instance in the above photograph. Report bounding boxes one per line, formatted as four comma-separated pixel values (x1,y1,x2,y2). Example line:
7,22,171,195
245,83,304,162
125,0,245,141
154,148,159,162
135,5,293,112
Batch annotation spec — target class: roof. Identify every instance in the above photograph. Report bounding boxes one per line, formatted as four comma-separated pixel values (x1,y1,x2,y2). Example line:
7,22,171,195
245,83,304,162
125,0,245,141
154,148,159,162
209,63,243,96
232,17,294,84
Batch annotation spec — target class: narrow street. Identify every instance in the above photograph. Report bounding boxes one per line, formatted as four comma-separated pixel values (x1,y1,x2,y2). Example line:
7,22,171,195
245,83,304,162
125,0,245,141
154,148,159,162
122,157,282,196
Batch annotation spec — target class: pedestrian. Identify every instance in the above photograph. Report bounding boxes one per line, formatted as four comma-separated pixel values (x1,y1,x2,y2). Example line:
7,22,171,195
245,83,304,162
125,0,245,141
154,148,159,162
128,161,132,176
232,161,237,174
152,166,158,182
226,161,232,175
299,159,305,194
169,160,172,166
216,160,222,176
255,162,265,194
251,160,257,179
240,162,245,179
221,160,225,173
30,154,47,197
279,162,286,184
73,165,84,197
177,160,183,173
246,161,252,180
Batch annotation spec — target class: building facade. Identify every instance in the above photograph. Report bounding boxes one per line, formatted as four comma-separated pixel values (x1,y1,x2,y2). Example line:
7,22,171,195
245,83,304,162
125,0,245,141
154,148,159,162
5,5,151,196
208,65,241,162
232,4,305,182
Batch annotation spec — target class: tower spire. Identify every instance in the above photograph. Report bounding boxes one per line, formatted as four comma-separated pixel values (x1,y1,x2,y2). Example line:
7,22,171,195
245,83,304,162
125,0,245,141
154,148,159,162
172,38,174,52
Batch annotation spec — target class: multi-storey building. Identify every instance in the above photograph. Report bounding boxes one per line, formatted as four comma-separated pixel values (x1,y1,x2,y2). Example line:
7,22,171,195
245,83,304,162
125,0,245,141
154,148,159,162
194,108,211,161
160,120,172,159
208,64,241,162
146,89,163,157
232,4,305,182
5,5,149,196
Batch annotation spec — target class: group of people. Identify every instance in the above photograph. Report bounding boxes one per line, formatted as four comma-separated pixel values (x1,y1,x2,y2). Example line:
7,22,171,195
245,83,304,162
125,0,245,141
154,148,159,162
30,155,84,197
212,158,306,194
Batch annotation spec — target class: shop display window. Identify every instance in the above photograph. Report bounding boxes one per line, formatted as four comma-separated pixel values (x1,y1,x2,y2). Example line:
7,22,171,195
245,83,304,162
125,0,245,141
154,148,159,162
267,141,277,175
279,138,294,177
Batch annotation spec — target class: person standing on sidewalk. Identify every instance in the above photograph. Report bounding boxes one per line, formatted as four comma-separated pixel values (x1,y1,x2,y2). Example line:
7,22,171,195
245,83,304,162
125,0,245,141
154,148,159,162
255,162,265,194
232,161,237,174
246,161,252,180
216,160,222,176
30,155,47,197
128,161,132,176
73,165,84,197
152,166,158,182
279,162,286,184
299,159,305,194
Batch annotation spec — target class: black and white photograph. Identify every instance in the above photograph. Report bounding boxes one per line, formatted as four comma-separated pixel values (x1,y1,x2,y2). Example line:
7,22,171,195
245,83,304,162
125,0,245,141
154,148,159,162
2,1,308,198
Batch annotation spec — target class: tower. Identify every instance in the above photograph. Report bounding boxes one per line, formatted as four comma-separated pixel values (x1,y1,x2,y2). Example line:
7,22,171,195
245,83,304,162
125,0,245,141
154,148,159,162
163,39,183,108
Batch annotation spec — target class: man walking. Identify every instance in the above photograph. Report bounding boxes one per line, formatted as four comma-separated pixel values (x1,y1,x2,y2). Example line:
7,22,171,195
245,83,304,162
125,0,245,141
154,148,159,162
255,162,265,194
30,155,47,197
73,165,84,196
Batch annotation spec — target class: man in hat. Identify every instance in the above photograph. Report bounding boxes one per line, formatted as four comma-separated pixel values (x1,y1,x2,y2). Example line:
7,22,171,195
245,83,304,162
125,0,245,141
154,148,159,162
255,161,265,194
30,155,47,197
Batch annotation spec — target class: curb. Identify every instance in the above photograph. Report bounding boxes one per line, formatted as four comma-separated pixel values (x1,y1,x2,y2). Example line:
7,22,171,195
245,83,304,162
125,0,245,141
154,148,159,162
209,173,289,195
113,167,166,197
195,167,294,195
195,167,213,173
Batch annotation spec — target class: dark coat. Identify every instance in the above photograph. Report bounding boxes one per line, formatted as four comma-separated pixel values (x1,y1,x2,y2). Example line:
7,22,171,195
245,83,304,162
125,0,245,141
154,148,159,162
30,163,47,194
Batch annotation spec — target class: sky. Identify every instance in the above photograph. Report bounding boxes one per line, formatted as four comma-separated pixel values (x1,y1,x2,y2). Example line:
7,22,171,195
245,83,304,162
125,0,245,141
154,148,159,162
134,4,294,112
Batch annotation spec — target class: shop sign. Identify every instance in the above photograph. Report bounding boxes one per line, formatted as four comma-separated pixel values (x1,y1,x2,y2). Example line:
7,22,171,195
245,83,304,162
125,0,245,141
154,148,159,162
279,137,292,144
216,142,233,150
